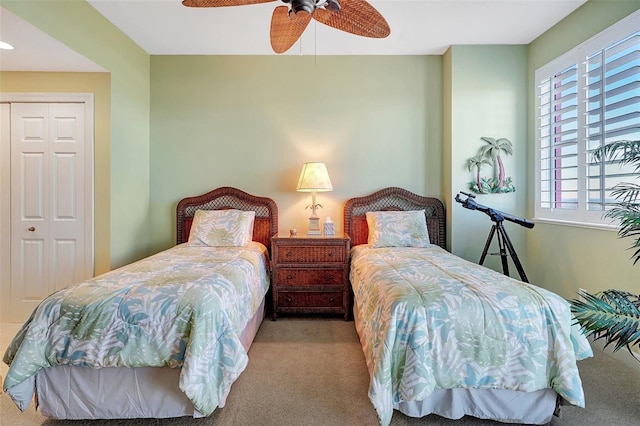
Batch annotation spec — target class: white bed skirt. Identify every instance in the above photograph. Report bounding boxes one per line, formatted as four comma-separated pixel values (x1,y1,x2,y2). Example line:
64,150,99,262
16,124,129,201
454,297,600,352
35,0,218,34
395,387,557,425
35,298,266,420
353,303,559,425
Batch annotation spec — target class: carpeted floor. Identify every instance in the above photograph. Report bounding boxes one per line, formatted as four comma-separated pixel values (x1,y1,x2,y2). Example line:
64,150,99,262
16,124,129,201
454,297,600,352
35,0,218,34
1,318,639,426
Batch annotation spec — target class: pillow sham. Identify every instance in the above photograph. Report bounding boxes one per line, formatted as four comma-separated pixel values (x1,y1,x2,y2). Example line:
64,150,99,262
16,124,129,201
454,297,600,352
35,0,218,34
187,209,255,247
366,210,430,248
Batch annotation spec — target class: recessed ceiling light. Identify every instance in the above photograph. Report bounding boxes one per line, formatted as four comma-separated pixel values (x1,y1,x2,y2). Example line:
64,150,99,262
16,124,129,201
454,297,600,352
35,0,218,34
0,41,15,50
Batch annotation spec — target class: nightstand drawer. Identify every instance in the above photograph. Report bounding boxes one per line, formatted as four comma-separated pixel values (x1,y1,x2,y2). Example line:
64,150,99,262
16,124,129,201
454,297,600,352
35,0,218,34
276,268,344,287
275,245,346,264
277,291,344,308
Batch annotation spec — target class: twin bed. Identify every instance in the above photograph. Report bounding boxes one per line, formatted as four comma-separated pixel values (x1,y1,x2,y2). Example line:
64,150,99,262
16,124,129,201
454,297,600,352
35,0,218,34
343,187,592,425
3,186,278,419
3,186,592,425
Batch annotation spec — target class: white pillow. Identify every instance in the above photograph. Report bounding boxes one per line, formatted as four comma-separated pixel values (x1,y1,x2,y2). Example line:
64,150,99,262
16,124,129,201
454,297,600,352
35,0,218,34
366,210,430,248
187,209,255,247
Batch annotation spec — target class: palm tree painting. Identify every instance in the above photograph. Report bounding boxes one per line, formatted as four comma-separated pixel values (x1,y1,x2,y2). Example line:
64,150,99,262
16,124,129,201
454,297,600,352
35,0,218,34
480,137,513,189
466,136,516,194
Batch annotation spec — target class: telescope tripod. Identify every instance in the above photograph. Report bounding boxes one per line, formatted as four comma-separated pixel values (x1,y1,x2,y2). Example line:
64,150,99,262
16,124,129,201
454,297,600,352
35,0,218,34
479,219,529,283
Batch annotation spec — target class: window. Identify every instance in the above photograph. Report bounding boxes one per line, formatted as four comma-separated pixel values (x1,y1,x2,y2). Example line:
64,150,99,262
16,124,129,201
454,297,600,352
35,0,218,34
535,11,640,228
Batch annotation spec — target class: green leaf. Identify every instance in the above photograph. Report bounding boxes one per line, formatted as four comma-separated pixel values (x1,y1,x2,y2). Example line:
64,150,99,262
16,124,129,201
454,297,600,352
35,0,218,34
570,289,640,356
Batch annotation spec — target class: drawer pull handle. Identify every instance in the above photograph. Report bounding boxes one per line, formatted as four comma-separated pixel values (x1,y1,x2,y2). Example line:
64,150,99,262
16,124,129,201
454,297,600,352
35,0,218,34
287,275,293,280
329,297,335,302
286,297,292,303
286,251,292,257
328,253,334,257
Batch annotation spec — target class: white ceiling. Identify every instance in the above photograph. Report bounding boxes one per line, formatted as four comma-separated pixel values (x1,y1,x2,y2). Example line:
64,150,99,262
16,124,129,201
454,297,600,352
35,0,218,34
0,7,106,72
0,0,587,71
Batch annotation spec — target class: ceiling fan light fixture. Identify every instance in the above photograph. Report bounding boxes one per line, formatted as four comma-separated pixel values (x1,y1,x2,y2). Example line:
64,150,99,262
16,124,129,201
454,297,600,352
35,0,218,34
291,0,315,15
323,0,340,12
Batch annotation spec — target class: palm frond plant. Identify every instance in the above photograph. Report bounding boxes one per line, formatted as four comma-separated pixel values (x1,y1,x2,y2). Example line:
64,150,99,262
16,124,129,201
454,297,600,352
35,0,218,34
571,290,640,361
570,139,640,361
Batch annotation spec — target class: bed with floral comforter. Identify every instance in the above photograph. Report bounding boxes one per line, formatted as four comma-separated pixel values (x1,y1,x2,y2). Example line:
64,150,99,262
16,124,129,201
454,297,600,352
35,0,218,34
3,242,270,417
350,244,593,426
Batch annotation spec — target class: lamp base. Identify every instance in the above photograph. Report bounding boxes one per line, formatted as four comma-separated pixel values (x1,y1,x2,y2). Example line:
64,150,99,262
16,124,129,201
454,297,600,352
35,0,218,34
307,216,321,235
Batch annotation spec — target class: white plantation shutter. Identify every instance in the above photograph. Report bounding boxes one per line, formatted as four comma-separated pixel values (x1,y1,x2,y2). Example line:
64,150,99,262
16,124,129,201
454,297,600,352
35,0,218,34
585,32,640,211
538,64,579,211
535,11,640,227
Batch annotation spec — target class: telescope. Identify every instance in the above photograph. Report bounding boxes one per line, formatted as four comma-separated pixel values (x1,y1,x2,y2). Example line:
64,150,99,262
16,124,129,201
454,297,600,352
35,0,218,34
454,191,534,282
455,192,534,229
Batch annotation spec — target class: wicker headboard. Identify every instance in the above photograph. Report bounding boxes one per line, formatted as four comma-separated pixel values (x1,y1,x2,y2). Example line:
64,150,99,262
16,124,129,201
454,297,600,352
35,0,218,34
343,187,446,249
176,186,278,249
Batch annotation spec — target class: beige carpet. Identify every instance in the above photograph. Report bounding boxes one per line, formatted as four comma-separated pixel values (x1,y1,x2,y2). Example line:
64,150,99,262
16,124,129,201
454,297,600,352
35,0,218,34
1,318,639,426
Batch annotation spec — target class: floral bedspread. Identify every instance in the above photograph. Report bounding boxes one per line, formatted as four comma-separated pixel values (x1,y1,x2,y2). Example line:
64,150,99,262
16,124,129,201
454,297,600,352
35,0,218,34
3,242,270,416
350,245,593,426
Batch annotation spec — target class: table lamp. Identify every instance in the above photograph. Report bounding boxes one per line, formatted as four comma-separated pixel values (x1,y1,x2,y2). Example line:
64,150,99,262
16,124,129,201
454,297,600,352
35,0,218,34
296,162,333,235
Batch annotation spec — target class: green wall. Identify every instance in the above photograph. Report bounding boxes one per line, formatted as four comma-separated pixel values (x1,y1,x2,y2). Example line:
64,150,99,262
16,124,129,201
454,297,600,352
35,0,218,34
527,0,640,297
149,55,443,252
445,45,529,276
1,0,151,269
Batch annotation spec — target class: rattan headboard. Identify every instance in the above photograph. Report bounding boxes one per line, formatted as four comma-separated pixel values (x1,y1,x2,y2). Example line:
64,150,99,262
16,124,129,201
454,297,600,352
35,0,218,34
176,187,278,250
343,187,446,249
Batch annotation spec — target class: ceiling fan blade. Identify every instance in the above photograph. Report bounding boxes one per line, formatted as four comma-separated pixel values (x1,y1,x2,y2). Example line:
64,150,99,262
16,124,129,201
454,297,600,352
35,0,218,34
182,0,276,7
270,6,312,54
313,0,390,38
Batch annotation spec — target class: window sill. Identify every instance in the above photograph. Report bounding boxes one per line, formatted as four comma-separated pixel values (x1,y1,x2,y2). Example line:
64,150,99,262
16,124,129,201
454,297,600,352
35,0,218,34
533,217,618,232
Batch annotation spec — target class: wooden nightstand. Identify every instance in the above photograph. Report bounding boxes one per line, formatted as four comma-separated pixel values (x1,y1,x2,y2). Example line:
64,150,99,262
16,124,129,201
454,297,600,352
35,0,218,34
271,233,350,321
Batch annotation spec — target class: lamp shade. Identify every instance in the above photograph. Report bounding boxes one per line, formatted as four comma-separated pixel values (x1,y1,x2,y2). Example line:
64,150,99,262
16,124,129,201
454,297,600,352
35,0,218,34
296,162,333,192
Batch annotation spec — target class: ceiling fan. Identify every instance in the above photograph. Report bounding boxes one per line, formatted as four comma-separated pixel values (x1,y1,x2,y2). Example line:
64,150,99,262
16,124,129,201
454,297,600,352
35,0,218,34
182,0,391,54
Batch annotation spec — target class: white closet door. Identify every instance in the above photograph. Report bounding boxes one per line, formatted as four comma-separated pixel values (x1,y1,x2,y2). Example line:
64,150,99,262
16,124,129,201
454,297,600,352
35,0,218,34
10,102,87,320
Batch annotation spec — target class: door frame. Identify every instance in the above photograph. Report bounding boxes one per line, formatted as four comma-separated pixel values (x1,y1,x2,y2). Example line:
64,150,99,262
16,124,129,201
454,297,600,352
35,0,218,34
0,92,94,322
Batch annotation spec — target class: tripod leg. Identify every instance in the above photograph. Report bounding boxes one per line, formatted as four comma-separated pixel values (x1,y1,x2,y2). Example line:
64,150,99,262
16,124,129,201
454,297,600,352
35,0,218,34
495,224,510,277
498,225,529,283
479,225,497,265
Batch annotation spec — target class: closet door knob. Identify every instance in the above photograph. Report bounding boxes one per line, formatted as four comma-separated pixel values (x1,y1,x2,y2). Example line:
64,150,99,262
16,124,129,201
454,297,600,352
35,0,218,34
28,227,35,232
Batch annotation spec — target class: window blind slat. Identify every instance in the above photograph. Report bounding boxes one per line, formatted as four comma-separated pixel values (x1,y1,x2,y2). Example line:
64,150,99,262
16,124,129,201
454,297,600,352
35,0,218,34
587,65,639,88
604,49,640,72
604,32,640,58
604,82,640,103
552,81,577,98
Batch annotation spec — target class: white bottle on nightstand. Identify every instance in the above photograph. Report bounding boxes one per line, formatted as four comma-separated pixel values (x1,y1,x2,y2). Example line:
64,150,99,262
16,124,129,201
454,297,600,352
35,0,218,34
324,217,335,236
